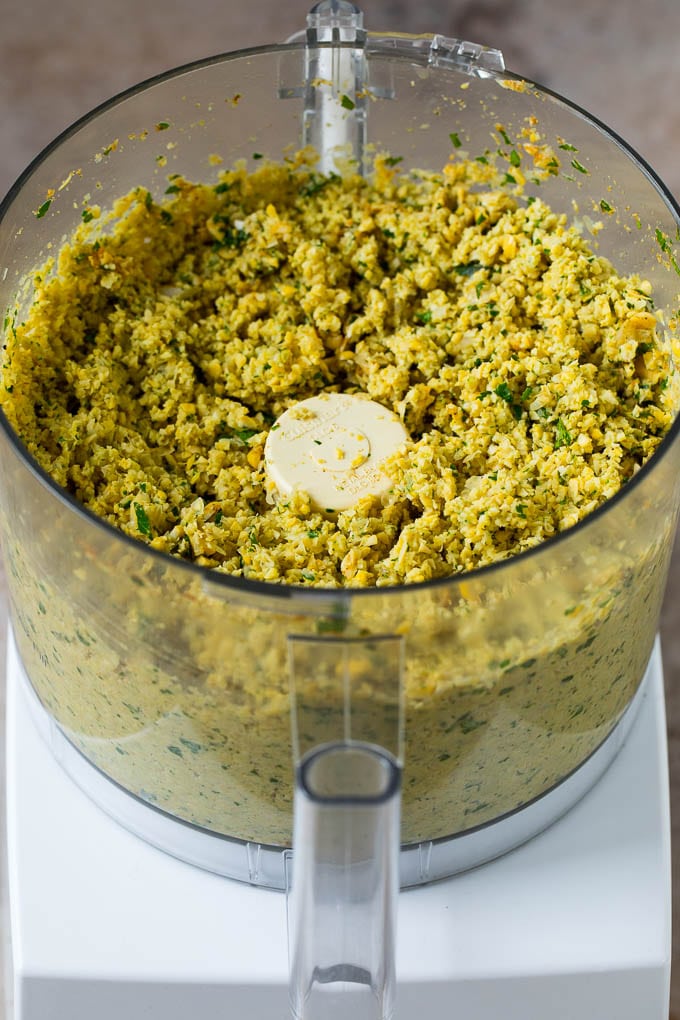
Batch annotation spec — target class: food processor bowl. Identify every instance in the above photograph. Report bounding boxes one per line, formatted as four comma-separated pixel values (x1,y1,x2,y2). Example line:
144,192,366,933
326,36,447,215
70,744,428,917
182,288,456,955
1,9,680,892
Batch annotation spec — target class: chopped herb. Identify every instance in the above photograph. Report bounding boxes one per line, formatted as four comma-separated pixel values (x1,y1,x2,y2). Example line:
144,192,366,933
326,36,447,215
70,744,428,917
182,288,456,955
212,225,249,249
509,149,521,167
316,617,347,634
449,131,462,148
571,158,588,175
35,200,51,219
133,503,152,537
299,172,340,197
384,155,403,167
464,801,492,816
494,382,522,420
219,425,259,444
654,230,680,276
600,199,614,213
415,310,432,324
558,141,578,152
81,208,95,223
179,738,202,754
165,184,181,194
307,529,320,538
156,121,170,131
453,260,482,277
252,152,263,160
459,712,486,734
340,94,355,110
554,419,573,448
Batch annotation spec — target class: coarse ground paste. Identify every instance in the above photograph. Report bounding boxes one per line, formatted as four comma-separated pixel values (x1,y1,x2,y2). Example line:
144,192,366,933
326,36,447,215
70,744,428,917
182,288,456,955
2,155,674,585
1,152,678,848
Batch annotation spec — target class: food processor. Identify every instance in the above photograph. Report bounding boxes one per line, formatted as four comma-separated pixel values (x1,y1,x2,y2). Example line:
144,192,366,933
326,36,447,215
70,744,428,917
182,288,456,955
0,2,678,1017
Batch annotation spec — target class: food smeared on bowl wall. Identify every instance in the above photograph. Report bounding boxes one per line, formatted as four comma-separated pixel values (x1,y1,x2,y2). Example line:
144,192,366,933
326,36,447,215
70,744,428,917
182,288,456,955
1,45,680,858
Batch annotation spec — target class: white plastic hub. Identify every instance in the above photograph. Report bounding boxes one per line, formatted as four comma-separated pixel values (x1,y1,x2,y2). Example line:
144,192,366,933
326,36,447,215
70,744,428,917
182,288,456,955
264,393,408,510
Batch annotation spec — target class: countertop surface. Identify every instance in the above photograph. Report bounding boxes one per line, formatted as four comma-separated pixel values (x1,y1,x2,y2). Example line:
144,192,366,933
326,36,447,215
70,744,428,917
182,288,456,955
2,0,680,1015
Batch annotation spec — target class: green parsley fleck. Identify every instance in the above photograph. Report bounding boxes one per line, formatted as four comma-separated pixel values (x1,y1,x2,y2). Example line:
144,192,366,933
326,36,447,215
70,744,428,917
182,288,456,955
453,260,482,277
494,382,522,420
134,503,152,537
554,419,573,448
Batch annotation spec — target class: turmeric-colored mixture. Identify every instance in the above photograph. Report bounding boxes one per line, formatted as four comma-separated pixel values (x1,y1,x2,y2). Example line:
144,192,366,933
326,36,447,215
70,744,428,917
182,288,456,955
1,156,673,586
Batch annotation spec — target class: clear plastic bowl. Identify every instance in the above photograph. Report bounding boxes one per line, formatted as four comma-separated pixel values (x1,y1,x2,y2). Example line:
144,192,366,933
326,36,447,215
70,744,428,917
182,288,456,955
1,34,680,884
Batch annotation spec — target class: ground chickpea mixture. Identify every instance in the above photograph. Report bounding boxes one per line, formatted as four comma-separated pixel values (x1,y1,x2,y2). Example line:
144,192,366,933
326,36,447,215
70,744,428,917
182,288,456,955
1,154,674,587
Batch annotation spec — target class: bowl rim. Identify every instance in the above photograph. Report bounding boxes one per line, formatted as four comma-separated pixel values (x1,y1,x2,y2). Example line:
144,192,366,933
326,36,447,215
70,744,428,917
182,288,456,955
2,40,680,604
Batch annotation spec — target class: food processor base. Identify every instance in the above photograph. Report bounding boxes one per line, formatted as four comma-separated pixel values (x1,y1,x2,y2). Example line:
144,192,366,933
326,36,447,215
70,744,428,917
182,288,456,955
4,631,671,1019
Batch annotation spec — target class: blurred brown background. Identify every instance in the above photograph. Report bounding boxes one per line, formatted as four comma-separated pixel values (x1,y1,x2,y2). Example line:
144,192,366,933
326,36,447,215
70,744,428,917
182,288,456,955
2,0,680,1015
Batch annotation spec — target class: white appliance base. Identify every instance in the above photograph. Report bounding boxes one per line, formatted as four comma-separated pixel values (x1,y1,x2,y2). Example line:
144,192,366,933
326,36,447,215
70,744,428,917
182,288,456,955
5,636,671,1020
